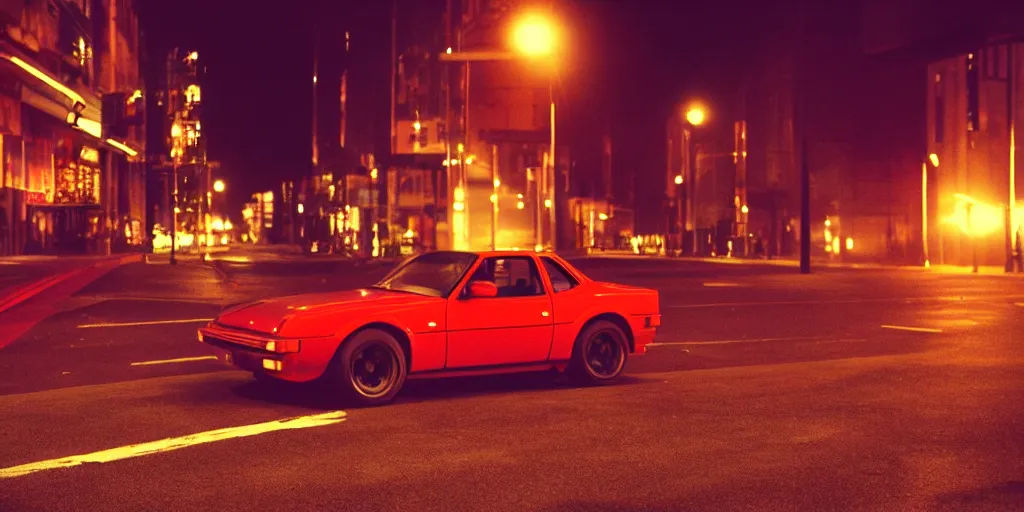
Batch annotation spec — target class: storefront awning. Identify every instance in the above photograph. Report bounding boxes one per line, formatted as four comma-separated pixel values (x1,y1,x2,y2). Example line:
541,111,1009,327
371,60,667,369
0,44,139,159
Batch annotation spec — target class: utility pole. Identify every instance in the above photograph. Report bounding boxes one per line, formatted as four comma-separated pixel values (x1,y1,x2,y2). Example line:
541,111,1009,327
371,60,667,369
549,82,557,251
689,131,698,256
492,144,498,250
170,160,178,265
1006,43,1016,272
797,0,810,274
800,137,810,273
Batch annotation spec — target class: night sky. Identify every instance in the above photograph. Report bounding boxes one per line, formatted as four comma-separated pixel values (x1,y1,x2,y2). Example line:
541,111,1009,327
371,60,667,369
139,0,762,226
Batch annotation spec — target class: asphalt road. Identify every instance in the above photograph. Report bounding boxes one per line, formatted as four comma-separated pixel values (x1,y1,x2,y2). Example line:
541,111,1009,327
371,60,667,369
0,253,1022,511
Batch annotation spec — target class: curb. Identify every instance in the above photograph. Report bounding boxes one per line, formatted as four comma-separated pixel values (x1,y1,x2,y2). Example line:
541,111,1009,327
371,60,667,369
0,254,143,315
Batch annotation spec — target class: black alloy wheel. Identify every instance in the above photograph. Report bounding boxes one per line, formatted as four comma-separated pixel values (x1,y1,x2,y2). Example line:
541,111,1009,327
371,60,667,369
567,320,628,385
330,328,407,406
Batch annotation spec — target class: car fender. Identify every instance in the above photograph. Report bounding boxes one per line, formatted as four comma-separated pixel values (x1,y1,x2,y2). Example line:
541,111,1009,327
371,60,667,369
549,304,635,361
329,309,447,373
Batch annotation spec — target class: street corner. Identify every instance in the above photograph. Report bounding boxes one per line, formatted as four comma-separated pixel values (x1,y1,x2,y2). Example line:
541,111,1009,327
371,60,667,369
74,257,237,303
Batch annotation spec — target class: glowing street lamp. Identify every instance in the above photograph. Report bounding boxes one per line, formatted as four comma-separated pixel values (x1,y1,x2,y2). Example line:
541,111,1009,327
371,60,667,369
685,107,706,127
510,13,556,57
679,103,709,256
213,179,226,193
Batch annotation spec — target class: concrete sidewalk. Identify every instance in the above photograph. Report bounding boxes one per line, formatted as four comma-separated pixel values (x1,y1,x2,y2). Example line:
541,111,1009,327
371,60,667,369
571,252,1024,276
0,254,144,315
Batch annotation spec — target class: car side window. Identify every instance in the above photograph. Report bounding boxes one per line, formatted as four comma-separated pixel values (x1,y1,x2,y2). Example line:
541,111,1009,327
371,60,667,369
541,257,578,293
473,257,544,297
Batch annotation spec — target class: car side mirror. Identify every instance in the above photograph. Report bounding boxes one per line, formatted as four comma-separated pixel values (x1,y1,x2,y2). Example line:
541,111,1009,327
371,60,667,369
466,280,498,298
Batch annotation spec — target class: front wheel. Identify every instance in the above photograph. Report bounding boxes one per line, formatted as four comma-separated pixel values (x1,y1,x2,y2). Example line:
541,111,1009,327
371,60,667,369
328,328,407,406
567,320,628,385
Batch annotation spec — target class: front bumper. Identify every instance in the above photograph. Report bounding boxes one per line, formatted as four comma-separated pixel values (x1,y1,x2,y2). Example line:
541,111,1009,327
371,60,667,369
197,323,336,382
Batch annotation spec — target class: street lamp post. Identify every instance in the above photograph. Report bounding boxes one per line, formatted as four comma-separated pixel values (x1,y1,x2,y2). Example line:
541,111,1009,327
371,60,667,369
923,153,938,268
684,106,705,256
440,11,558,251
170,160,178,265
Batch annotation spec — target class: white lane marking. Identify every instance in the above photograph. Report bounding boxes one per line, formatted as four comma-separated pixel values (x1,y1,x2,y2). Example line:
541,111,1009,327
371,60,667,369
0,411,347,479
650,336,831,347
130,355,218,366
666,294,1024,309
77,318,213,329
880,324,943,334
702,282,742,288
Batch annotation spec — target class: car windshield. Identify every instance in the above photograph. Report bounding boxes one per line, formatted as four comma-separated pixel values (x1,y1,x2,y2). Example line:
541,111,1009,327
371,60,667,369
371,251,478,297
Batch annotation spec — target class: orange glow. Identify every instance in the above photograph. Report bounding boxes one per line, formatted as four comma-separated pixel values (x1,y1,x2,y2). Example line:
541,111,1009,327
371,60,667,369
493,178,501,188
213,180,226,193
7,56,86,105
510,13,556,57
929,153,940,168
944,194,1003,237
517,201,525,210
413,121,422,131
105,138,137,157
186,84,201,104
171,124,183,138
685,107,706,126
674,175,683,185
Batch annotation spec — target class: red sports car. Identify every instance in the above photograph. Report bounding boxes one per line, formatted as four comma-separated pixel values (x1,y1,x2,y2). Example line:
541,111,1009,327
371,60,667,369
197,251,661,405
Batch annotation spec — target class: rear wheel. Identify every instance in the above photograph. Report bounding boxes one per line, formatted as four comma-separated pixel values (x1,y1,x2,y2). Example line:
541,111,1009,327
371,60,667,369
328,328,407,406
567,320,628,385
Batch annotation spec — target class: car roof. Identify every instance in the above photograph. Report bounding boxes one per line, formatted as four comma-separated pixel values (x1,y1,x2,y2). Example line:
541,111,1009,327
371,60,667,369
438,250,557,258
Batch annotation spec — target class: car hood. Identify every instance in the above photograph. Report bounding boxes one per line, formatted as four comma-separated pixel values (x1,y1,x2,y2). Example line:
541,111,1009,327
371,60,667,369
215,288,436,334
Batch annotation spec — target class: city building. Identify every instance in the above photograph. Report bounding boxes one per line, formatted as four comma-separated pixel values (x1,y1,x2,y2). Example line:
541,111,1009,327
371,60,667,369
704,0,933,264
449,0,562,251
147,47,219,253
304,2,388,257
865,0,1024,268
0,0,145,256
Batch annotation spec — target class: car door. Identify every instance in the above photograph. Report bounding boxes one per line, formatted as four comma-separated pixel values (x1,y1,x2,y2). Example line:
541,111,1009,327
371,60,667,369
445,255,554,368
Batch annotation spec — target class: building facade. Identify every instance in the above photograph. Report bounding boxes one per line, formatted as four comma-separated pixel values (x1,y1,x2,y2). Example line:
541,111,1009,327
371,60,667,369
865,0,1024,267
447,0,565,251
0,0,145,256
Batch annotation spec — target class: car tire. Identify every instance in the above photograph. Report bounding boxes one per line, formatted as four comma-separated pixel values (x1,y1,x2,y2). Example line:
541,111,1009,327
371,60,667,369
567,320,629,385
328,328,407,406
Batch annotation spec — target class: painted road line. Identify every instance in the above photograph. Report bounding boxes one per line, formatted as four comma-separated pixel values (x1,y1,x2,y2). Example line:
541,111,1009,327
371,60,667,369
649,336,831,347
666,294,1024,309
702,282,743,288
77,318,213,329
0,411,347,479
880,324,943,334
130,355,218,367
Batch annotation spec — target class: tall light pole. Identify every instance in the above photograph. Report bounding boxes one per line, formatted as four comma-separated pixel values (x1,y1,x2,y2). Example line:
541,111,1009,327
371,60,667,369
684,105,706,256
169,123,183,265
923,153,938,268
440,11,558,251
